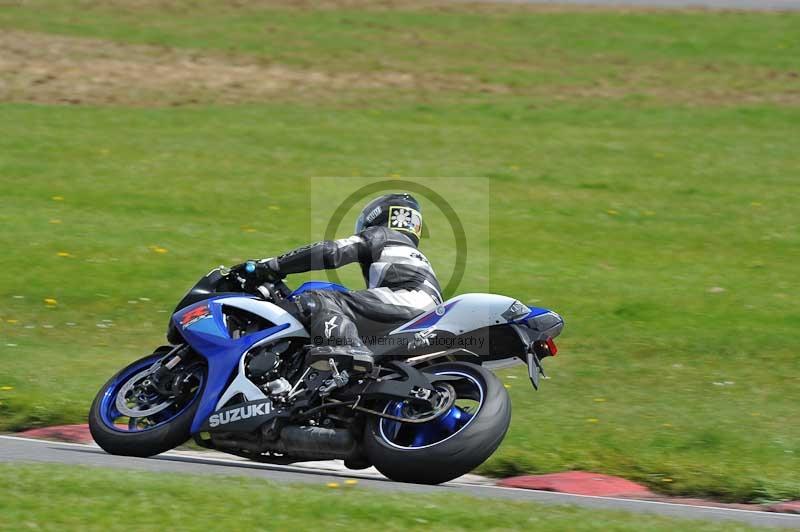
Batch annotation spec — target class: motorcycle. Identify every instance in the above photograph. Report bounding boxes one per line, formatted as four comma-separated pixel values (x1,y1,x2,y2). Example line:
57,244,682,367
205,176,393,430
89,263,564,484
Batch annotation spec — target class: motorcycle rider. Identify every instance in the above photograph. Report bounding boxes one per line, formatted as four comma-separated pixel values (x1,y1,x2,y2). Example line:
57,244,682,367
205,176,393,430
232,193,442,373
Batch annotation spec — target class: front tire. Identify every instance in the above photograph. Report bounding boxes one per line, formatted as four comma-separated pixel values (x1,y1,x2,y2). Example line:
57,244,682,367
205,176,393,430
363,362,510,484
89,351,205,457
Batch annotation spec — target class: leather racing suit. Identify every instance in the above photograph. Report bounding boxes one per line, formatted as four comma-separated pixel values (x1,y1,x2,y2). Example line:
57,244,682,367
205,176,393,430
269,226,442,357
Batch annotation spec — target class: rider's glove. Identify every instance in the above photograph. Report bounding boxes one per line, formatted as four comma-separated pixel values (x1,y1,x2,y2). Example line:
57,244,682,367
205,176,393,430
256,258,284,280
229,258,283,284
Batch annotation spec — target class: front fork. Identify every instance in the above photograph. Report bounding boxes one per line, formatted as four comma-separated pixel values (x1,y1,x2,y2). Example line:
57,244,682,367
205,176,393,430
149,344,192,398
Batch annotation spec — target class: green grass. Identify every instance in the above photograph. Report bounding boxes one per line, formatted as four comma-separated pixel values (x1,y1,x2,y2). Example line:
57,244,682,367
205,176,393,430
1,0,799,504
0,464,766,531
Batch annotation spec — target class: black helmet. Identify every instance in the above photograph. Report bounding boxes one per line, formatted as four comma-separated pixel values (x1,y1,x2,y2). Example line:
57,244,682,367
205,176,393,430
355,193,422,244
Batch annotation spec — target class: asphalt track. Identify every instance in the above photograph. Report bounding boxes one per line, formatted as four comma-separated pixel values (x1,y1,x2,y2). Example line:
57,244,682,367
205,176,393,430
2,436,799,528
473,0,800,9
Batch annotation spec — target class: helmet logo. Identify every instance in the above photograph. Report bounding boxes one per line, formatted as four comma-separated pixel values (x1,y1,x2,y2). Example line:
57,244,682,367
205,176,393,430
364,206,382,223
388,206,422,238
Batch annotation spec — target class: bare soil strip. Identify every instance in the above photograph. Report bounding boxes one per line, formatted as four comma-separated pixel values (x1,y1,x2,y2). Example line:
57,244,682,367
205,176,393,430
1,30,796,106
0,31,500,106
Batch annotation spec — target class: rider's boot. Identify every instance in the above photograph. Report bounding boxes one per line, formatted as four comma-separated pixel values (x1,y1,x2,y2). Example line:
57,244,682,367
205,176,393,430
292,292,375,375
306,345,374,374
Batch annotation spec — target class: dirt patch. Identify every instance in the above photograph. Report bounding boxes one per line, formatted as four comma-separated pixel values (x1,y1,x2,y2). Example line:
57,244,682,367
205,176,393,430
0,31,503,106
1,31,796,107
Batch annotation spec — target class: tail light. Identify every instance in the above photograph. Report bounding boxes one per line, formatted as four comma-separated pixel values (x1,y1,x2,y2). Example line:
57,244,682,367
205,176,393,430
533,337,558,358
545,337,558,356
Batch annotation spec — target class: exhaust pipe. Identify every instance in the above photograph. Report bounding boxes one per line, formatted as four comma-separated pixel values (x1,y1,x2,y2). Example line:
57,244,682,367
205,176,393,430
211,425,358,461
279,426,358,460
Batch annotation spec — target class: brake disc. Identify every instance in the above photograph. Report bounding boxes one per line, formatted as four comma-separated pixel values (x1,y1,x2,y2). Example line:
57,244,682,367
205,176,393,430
115,367,173,418
356,382,457,424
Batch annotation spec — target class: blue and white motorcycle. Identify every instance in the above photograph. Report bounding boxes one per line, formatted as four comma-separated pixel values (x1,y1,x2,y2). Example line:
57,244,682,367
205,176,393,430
89,264,563,484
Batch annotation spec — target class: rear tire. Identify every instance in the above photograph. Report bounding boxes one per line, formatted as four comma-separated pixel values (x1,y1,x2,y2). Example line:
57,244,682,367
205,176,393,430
363,362,510,484
88,353,205,457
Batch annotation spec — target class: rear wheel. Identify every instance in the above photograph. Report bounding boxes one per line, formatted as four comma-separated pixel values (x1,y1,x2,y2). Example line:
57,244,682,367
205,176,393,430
363,362,510,484
88,349,205,457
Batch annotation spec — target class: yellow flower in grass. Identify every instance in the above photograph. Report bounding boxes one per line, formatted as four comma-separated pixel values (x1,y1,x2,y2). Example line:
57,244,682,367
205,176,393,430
0,386,13,391
149,245,169,254
44,298,58,306
51,196,64,201
57,251,72,258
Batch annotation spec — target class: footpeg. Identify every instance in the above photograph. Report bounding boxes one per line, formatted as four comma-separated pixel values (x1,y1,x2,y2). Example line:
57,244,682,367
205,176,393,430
319,358,350,397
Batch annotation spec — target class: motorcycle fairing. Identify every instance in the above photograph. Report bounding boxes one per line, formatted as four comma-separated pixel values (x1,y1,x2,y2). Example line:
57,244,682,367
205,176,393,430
173,295,308,434
389,293,526,335
392,300,460,333
384,292,563,386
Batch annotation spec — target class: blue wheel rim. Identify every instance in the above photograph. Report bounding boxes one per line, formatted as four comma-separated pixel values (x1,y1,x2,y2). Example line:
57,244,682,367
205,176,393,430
379,371,483,449
99,354,204,433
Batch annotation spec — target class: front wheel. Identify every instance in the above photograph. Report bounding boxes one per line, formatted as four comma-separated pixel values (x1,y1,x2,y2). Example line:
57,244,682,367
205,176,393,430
363,362,511,484
88,349,206,457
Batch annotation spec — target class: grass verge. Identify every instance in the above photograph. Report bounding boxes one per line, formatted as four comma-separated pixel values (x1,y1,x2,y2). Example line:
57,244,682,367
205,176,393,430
0,463,766,531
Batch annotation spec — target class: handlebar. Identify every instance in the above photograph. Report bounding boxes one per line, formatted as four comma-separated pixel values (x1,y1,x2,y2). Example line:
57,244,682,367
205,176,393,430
225,261,292,302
